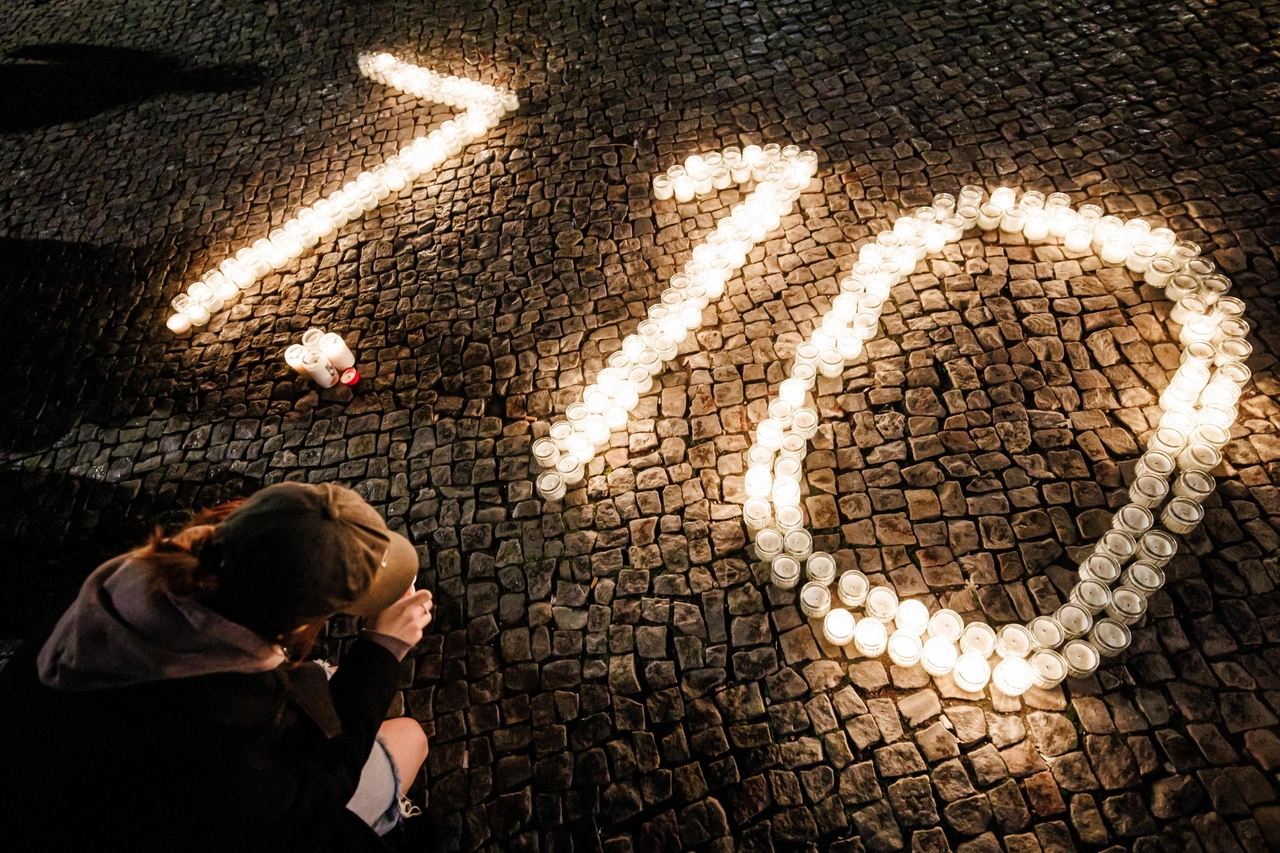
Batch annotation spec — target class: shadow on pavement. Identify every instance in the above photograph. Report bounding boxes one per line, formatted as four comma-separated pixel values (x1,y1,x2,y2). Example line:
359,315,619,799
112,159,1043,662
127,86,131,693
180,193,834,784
0,43,264,132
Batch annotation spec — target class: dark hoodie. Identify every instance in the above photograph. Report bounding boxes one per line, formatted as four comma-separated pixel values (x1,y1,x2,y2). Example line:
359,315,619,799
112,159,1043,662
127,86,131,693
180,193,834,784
0,555,405,853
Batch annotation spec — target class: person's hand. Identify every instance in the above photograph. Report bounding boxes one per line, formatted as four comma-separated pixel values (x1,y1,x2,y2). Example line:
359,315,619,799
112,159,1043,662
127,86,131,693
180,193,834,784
367,589,433,648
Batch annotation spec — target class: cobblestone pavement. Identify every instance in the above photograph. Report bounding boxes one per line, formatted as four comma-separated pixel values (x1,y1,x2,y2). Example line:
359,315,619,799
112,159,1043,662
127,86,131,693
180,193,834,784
4,0,1280,851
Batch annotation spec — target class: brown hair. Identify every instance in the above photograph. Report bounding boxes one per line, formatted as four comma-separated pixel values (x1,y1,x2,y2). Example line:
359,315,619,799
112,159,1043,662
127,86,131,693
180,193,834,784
134,500,324,661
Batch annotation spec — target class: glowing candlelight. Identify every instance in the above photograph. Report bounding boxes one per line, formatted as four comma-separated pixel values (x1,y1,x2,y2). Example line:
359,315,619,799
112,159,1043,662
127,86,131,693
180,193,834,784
894,599,930,637
555,455,584,487
853,617,888,658
784,528,813,561
1106,586,1147,626
960,622,997,658
952,652,990,692
806,552,836,585
921,637,958,676
532,438,560,469
996,623,1033,659
928,609,964,644
888,631,923,667
823,609,855,646
536,471,566,501
838,570,869,608
992,656,1035,697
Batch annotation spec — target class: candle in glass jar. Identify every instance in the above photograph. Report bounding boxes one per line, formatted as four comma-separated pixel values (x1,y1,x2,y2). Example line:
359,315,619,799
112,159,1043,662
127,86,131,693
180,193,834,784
166,313,193,336
992,656,1035,697
1062,639,1100,678
1027,616,1065,650
1079,554,1122,585
853,617,888,658
866,586,899,622
1030,649,1068,689
838,570,870,608
1107,587,1148,625
532,438,560,469
807,552,836,584
888,631,923,667
952,652,990,692
784,528,813,561
755,528,784,562
772,555,801,589
555,454,585,487
1064,226,1092,253
996,624,1033,659
536,471,566,501
776,505,804,533
1089,618,1132,657
928,609,964,644
894,599,930,637
921,637,958,676
823,608,855,646
960,621,997,658
799,581,831,619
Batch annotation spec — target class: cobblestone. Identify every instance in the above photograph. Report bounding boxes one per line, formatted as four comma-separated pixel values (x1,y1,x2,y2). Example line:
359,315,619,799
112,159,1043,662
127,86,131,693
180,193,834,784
4,0,1280,851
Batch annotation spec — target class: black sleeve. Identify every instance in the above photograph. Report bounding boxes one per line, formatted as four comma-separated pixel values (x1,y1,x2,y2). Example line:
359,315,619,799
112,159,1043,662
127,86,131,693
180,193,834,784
323,636,404,786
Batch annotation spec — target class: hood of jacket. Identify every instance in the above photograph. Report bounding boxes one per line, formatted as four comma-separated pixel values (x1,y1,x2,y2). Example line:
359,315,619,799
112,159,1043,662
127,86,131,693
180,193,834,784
37,554,286,691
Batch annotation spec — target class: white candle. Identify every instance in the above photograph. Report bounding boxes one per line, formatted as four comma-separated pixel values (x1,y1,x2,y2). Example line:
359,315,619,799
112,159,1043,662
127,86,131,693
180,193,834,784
928,609,964,644
953,652,990,692
838,571,869,607
772,555,801,589
921,637,958,676
960,622,997,658
319,333,355,370
166,313,193,336
301,350,338,388
823,608,855,646
1063,639,1100,678
800,581,831,619
992,656,1035,697
555,455,585,487
284,344,309,375
536,471,566,501
1030,649,1068,689
894,599,930,637
996,624,1033,658
1055,603,1093,640
806,552,836,584
888,631,923,667
866,587,899,622
532,438,560,469
1027,616,1065,650
854,617,887,658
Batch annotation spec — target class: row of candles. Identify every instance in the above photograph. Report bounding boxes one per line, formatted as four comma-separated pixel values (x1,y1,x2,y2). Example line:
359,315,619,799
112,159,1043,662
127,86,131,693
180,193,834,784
652,145,819,203
164,54,517,336
747,186,1252,696
283,327,359,388
531,147,821,501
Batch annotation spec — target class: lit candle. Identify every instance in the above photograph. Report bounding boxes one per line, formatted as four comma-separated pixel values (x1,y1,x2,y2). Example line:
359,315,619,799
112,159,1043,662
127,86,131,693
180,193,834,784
772,479,801,508
1062,639,1100,679
1030,649,1068,689
566,433,595,466
1088,619,1131,657
894,599,930,637
536,471,566,501
171,294,210,326
992,656,1035,697
838,570,869,608
823,608,855,646
772,555,801,589
960,621,997,658
166,313,193,336
799,581,831,620
776,505,804,532
921,637,958,676
1027,616,1065,650
853,617,888,658
928,609,964,643
1064,226,1092,253
952,652,990,692
555,454,585,487
996,624,1033,659
743,498,773,534
866,586,899,622
755,528,784,561
532,438,560,469
888,631,923,667
791,408,819,439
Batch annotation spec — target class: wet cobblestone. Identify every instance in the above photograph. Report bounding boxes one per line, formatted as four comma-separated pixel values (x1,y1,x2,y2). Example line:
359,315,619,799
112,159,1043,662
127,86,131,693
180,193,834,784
4,0,1280,851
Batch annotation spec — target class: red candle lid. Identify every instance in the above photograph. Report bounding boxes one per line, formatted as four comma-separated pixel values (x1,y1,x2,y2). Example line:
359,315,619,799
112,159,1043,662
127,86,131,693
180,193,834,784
340,367,360,386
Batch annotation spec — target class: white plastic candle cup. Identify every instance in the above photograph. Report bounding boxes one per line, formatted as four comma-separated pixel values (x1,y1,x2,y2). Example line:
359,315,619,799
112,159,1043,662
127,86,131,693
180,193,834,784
1127,241,1157,273
799,582,832,619
958,185,984,206
992,656,1035,697
990,187,1016,210
928,609,964,644
894,599,930,637
1101,235,1131,265
777,505,805,533
604,404,627,431
996,623,1033,659
866,586,899,623
1071,580,1112,616
301,350,338,388
957,204,980,228
1079,554,1122,585
779,379,807,408
220,257,256,289
748,444,776,470
792,408,819,439
536,471,566,501
1135,450,1176,480
952,651,990,692
584,415,611,449
853,617,888,658
921,637,962,676
755,528,784,561
745,466,773,499
807,552,836,585
1030,649,1068,689
772,555,801,589
673,176,696,203
960,622,997,658
532,438,560,469
1107,587,1148,626
1128,473,1169,509
784,528,813,561
1062,639,1101,679
555,454,585,487
818,348,844,378
1173,470,1215,503
757,420,784,450
768,398,795,428
1122,562,1166,597
823,609,855,646
888,631,923,667
1177,442,1221,474
1089,618,1132,657
1023,209,1049,241
1064,226,1092,253
838,571,870,608
550,421,575,451
652,174,673,200
778,434,807,463
628,365,653,395
1112,504,1154,538
166,313,194,336
1165,273,1200,302
188,282,223,315
1049,208,1077,238
1145,257,1178,287
1027,616,1066,651
772,479,801,508
1161,497,1204,534
1095,530,1137,566
743,498,773,535
566,433,595,466
319,333,355,370
976,202,1002,231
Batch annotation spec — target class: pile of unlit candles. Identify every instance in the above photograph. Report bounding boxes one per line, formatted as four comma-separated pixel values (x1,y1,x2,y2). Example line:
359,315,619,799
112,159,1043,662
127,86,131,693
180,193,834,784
529,145,819,502
164,53,518,335
746,185,1248,695
284,327,358,388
